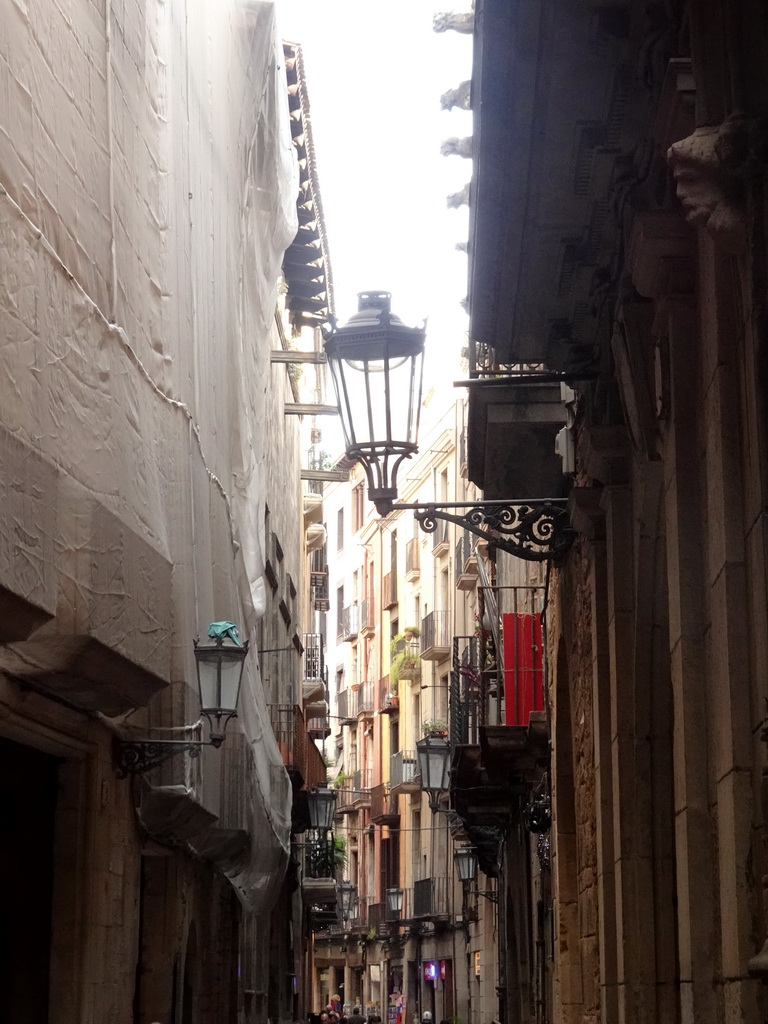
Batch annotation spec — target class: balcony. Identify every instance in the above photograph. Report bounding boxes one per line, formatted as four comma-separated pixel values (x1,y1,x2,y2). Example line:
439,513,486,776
379,674,399,715
421,610,451,661
455,532,479,591
352,768,372,808
451,635,486,746
391,636,421,683
412,877,451,920
383,571,398,609
352,680,375,717
390,749,419,794
370,783,400,826
351,896,371,932
340,604,360,641
337,688,355,725
268,704,327,790
359,599,375,637
302,632,325,704
368,902,389,937
431,519,450,555
335,778,355,814
405,537,420,580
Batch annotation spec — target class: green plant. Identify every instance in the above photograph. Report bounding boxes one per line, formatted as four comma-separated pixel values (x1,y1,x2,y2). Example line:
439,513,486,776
390,631,421,685
332,770,353,789
402,624,421,638
367,926,376,940
422,718,449,737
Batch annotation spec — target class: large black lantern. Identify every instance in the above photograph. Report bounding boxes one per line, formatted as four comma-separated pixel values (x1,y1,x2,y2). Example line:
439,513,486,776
307,786,337,831
193,624,249,746
454,845,479,884
323,291,425,513
416,736,452,812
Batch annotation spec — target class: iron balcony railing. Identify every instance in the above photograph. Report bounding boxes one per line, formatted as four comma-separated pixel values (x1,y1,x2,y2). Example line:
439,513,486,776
431,518,450,552
353,767,372,794
351,895,370,930
341,604,360,640
370,783,399,824
268,704,327,790
390,749,419,790
449,635,486,745
352,680,375,716
302,632,324,682
421,610,451,659
369,902,387,934
413,877,451,918
360,599,375,633
405,537,420,576
337,688,352,722
449,586,546,732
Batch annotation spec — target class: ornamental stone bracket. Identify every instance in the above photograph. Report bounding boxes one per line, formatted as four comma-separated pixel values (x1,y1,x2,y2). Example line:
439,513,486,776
667,114,768,253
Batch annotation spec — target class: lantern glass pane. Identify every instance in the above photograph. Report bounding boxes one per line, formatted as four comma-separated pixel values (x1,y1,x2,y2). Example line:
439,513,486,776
454,846,478,883
216,652,244,712
195,649,221,710
308,787,336,830
416,737,451,794
326,336,424,453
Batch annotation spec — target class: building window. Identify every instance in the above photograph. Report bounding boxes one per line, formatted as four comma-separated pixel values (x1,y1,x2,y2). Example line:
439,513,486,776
337,507,344,551
352,483,365,533
337,586,344,635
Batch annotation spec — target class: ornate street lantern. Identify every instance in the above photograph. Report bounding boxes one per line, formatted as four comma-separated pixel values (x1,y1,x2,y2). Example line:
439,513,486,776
307,786,337,831
323,292,572,561
323,291,426,513
386,887,404,916
416,736,452,813
454,845,479,884
338,880,357,920
115,622,248,777
193,623,249,746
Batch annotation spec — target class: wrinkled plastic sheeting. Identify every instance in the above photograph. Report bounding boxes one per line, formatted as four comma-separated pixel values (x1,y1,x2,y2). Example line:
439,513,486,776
0,0,297,907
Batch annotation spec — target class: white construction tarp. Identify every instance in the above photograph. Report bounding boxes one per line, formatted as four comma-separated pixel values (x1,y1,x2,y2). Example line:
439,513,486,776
0,0,298,910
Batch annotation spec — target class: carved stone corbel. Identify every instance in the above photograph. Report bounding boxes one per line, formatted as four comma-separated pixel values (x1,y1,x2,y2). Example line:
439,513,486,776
667,114,768,253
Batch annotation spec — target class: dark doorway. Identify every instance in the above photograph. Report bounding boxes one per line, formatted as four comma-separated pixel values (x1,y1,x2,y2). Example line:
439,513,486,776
0,735,59,1023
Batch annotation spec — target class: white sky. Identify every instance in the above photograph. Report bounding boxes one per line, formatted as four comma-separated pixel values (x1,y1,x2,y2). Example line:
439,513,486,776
277,0,473,404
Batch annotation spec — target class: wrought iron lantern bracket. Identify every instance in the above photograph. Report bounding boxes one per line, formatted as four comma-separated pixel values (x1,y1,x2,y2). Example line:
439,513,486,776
380,499,573,563
114,737,210,778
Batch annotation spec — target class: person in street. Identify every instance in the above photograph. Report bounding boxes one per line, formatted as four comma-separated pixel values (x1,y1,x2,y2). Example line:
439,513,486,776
349,1006,366,1024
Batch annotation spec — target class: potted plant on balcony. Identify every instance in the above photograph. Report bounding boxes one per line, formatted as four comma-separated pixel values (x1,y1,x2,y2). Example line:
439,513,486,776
422,719,449,739
332,770,353,790
383,683,399,710
390,629,421,685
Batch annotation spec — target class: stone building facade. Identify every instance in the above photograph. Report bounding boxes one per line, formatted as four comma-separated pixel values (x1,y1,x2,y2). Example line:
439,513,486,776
0,5,328,1023
462,1,768,1023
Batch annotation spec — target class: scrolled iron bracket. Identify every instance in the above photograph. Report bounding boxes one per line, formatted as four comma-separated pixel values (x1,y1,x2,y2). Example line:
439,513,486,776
403,500,573,562
114,738,205,778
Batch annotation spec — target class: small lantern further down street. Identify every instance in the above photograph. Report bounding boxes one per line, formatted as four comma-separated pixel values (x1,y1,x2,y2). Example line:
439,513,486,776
416,735,452,813
338,880,357,920
386,887,404,916
307,786,337,831
454,844,479,884
323,291,426,513
193,621,249,746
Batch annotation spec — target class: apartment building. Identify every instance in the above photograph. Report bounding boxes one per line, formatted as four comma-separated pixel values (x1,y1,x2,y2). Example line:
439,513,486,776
308,396,528,1024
